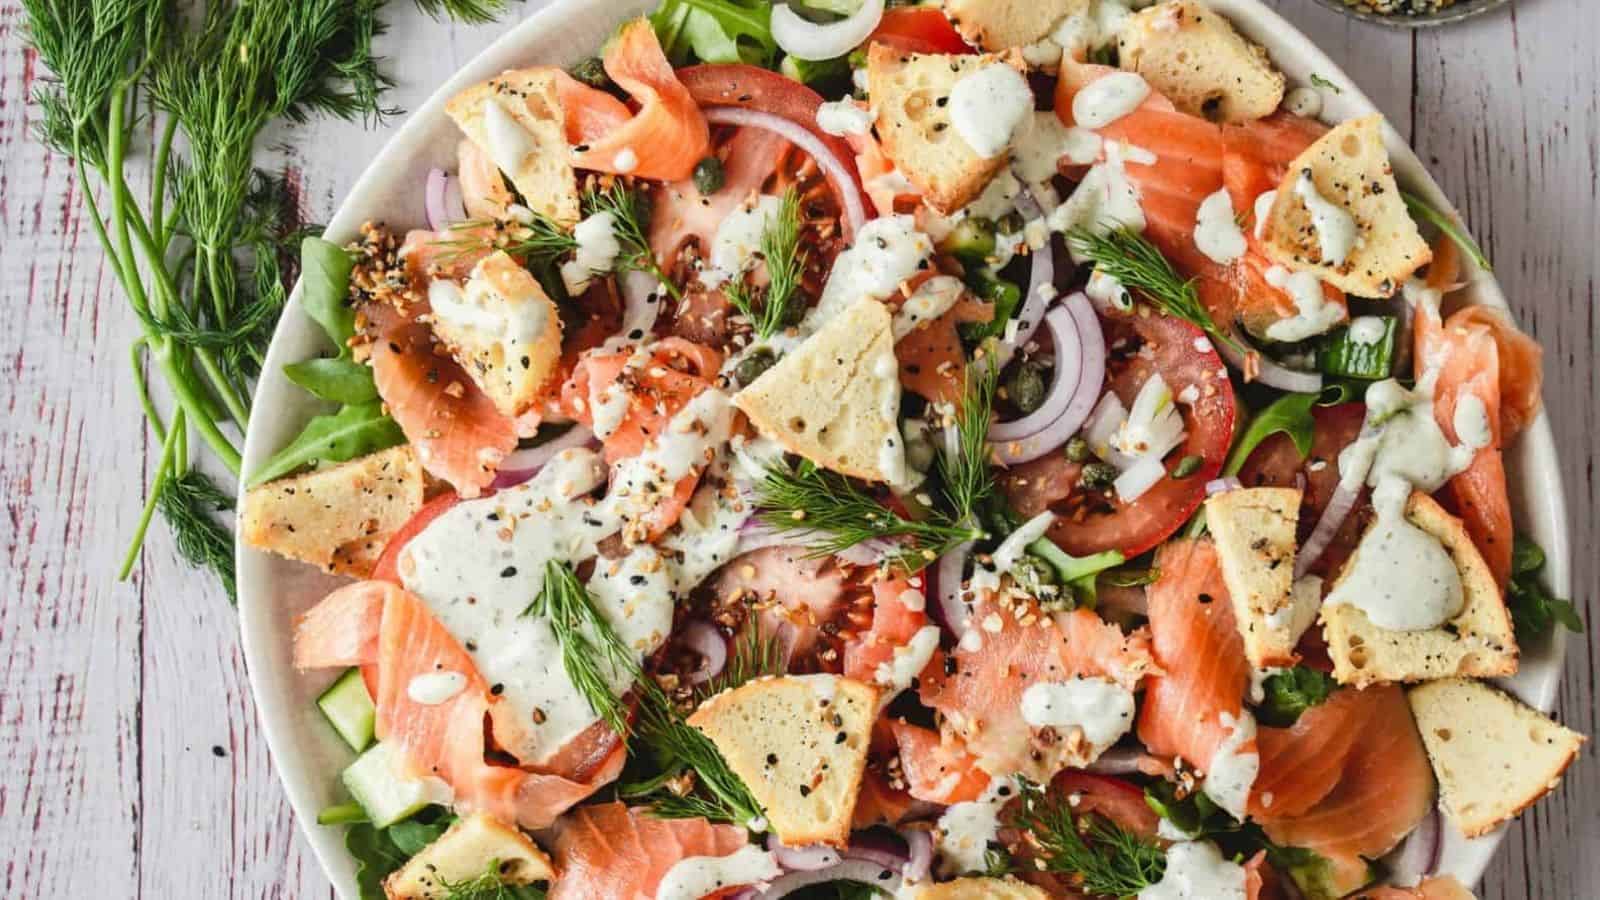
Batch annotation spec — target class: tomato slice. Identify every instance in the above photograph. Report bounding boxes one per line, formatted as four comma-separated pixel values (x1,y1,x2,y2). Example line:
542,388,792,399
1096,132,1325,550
370,491,460,584
868,7,974,55
1000,313,1237,558
1237,402,1368,578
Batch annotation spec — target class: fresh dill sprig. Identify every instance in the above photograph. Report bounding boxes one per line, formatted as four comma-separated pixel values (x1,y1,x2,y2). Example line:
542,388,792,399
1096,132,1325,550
522,560,636,736
936,352,1000,524
1007,779,1168,896
1067,227,1244,354
726,188,806,340
432,215,579,269
582,180,684,303
754,461,982,571
414,0,517,25
434,861,546,900
633,689,767,827
157,469,239,602
698,620,785,701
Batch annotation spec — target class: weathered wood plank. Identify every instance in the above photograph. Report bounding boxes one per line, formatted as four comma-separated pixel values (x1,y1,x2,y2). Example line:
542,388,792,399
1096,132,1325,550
1412,3,1600,897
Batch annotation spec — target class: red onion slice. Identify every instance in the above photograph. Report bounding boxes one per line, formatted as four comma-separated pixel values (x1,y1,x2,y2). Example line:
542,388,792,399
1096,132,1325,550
1294,480,1361,578
499,425,596,474
1205,476,1243,496
680,621,730,686
900,829,933,883
767,834,844,871
934,541,974,638
703,106,867,239
1218,325,1324,393
994,195,1055,369
1085,745,1149,775
756,859,903,898
424,168,466,231
989,293,1107,465
772,0,884,61
1386,806,1443,887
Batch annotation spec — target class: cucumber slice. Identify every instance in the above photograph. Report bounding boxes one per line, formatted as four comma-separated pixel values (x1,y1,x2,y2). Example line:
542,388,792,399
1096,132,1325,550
341,742,439,829
317,667,376,752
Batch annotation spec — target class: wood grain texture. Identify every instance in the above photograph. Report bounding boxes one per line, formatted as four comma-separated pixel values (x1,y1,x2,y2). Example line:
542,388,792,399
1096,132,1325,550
0,0,1592,896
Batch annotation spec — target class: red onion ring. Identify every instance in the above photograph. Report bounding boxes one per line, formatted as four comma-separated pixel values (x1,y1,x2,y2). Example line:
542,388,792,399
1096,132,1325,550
1085,745,1149,775
1294,481,1361,578
767,834,844,871
935,541,974,639
772,0,884,61
899,829,933,883
744,859,903,898
680,621,730,686
423,168,466,231
1218,325,1324,393
703,106,867,239
989,294,1107,465
994,192,1055,369
498,425,596,475
1386,806,1443,886
1205,476,1243,496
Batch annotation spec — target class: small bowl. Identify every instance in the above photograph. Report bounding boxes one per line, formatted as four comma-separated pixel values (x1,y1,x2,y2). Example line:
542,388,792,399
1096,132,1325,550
1309,0,1512,27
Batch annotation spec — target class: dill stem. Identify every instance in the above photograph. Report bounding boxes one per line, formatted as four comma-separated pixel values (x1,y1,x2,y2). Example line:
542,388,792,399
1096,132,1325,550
119,407,184,581
130,338,166,444
151,340,242,474
149,113,177,251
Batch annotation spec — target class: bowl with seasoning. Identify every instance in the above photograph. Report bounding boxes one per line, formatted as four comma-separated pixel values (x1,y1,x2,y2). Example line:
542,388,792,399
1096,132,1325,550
1310,0,1513,27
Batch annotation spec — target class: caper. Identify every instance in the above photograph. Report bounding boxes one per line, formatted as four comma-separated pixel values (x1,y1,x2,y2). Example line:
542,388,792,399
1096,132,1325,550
1005,361,1049,414
693,156,725,195
1012,553,1059,590
1064,436,1091,463
1171,454,1204,479
938,216,996,263
1080,461,1118,490
570,57,611,89
734,347,778,386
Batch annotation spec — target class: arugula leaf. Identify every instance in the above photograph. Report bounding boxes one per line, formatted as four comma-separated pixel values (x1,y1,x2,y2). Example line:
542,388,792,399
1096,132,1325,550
1402,191,1491,273
1255,666,1337,727
1506,534,1583,642
1315,317,1396,380
283,357,381,404
958,271,1022,343
1218,382,1356,479
651,0,777,67
299,234,358,350
249,402,405,486
1144,779,1238,841
343,807,457,900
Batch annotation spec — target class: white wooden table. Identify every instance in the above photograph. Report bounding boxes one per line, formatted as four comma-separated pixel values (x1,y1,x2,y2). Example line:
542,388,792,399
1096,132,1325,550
1,1,1594,895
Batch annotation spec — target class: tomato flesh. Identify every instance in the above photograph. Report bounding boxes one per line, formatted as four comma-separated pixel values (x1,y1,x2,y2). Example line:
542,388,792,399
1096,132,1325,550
869,8,975,55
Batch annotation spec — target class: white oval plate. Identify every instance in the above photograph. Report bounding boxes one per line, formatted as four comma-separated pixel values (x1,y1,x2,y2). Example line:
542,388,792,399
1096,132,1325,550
237,1,1572,895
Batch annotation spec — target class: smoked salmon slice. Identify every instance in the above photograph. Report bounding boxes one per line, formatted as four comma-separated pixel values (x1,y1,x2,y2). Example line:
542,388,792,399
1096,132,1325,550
294,582,623,829
547,802,749,900
371,320,517,498
1135,539,1253,782
1258,685,1435,898
564,19,710,182
842,577,931,684
711,546,849,665
649,126,792,265
890,719,990,804
1353,876,1476,900
919,598,1156,781
1250,687,1366,820
896,292,995,408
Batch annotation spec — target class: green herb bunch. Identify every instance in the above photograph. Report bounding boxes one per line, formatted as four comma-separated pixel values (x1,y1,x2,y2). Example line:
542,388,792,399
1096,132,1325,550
21,0,513,598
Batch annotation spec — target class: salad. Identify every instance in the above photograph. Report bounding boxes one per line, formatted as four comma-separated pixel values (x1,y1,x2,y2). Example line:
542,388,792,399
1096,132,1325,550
240,1,1585,898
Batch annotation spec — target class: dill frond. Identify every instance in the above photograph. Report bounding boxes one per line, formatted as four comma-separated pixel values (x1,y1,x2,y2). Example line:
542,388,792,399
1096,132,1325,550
414,0,518,25
1066,227,1243,354
698,620,785,701
1007,779,1167,896
157,470,238,602
754,461,981,571
434,860,545,900
726,188,806,340
581,180,683,302
936,352,1000,524
522,560,636,736
633,690,766,827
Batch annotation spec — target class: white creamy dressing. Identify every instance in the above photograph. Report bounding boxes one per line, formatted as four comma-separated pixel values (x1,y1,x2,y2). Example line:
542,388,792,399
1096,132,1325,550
1193,188,1247,265
1263,266,1344,342
1348,315,1389,346
1202,710,1259,820
655,845,781,900
1052,140,1150,252
399,390,737,762
807,215,934,329
935,777,1019,875
1247,667,1286,706
587,345,651,440
816,99,874,136
1282,85,1323,118
1072,71,1151,129
1086,268,1133,312
1019,676,1135,757
1252,190,1277,240
948,63,1034,159
406,670,467,706
875,625,942,700
560,210,623,296
1327,377,1487,631
480,98,535,176
612,147,639,173
1292,168,1360,265
1138,840,1248,900
427,263,551,365
1454,394,1494,451
892,275,966,341
701,194,785,289
968,510,1057,598
1050,0,1138,61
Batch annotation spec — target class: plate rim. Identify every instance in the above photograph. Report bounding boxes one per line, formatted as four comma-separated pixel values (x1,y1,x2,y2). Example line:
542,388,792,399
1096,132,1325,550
235,1,1572,895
